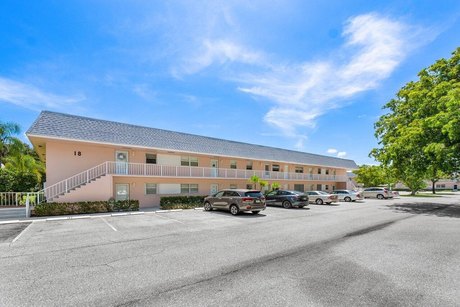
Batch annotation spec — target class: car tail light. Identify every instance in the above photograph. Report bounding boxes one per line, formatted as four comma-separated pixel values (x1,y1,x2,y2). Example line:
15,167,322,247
242,197,253,202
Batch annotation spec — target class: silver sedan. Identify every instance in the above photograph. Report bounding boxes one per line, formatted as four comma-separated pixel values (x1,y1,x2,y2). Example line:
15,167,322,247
306,191,338,205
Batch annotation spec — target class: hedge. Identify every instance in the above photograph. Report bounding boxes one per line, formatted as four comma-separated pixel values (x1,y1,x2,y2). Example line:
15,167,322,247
32,199,139,217
160,195,206,210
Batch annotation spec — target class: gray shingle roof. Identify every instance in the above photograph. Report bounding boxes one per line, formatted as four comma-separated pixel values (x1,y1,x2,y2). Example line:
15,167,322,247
27,111,358,169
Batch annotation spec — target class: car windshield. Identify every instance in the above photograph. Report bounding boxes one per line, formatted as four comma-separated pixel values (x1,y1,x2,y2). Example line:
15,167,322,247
245,191,263,198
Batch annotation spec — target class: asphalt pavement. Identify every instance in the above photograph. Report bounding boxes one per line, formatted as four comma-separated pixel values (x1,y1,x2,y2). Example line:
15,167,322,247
0,194,459,306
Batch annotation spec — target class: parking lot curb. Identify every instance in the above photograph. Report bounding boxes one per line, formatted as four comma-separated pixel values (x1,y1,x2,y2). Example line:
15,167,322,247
0,219,23,224
155,209,183,213
194,207,204,210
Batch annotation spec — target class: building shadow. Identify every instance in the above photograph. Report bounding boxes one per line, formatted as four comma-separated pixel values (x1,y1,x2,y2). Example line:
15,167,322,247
388,203,460,218
206,210,267,218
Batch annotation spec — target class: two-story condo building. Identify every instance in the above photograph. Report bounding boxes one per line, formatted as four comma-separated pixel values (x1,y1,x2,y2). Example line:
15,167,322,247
27,111,358,208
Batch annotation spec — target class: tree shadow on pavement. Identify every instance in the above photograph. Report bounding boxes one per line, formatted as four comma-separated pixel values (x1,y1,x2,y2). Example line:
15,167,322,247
388,203,460,218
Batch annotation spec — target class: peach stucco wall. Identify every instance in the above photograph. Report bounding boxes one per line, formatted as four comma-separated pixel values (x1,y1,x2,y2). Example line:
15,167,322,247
56,175,113,203
42,138,351,208
46,141,116,185
112,176,341,208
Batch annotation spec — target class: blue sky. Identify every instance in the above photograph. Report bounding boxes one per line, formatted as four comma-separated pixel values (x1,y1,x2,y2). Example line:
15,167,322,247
1,1,459,165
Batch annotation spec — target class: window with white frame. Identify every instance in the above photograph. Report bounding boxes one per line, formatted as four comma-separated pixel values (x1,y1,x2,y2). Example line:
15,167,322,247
230,160,237,169
145,153,157,164
272,164,280,172
295,166,304,173
181,156,199,167
317,168,322,174
145,183,157,195
246,161,253,170
181,184,199,194
325,169,329,175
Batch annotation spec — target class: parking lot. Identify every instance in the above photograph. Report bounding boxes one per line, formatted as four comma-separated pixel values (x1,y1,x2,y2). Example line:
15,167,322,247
1,194,459,306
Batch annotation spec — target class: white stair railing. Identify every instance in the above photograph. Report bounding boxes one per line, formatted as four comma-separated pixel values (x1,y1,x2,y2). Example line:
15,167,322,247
42,162,108,201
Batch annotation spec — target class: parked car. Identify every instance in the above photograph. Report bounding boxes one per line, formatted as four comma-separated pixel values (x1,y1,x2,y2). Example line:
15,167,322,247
305,191,338,205
265,190,309,209
330,189,363,202
203,189,266,215
362,187,393,199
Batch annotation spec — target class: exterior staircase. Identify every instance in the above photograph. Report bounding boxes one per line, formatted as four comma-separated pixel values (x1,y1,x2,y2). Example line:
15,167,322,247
42,162,109,202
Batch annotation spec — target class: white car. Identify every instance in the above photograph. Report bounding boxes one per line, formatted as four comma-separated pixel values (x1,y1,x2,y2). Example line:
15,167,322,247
362,187,393,199
330,190,363,202
305,191,338,205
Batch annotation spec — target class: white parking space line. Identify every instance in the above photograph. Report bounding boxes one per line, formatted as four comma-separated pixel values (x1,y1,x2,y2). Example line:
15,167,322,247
154,213,185,224
12,222,33,243
100,217,118,232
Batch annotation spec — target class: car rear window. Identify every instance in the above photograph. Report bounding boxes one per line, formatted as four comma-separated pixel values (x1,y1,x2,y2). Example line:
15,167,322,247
245,191,263,198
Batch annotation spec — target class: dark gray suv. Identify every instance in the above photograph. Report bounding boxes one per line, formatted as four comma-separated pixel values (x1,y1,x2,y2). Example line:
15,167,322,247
203,189,266,215
265,190,309,208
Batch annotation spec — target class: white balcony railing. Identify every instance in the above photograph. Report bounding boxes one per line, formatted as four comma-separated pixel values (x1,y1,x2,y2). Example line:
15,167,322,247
105,161,347,182
42,161,348,202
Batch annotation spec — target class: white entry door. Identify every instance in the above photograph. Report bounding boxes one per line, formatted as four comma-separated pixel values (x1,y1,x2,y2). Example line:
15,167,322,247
210,159,218,177
115,184,129,201
115,151,129,174
210,184,219,195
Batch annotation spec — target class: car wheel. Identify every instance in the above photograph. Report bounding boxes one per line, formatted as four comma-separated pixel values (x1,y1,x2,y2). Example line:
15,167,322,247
204,202,212,211
377,194,384,199
315,198,323,205
251,211,260,215
229,204,239,215
282,200,292,209
344,197,351,202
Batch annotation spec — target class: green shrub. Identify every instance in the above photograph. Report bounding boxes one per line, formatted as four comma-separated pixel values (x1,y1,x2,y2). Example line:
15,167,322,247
32,199,139,217
160,195,206,210
113,199,139,212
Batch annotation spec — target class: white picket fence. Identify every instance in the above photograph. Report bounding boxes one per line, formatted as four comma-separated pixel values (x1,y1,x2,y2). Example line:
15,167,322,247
0,192,44,218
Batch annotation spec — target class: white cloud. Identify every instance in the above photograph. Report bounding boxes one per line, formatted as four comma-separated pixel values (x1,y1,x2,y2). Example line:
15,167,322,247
146,7,432,146
173,39,264,76
337,151,347,158
236,13,430,139
0,77,84,111
133,84,157,101
327,148,338,154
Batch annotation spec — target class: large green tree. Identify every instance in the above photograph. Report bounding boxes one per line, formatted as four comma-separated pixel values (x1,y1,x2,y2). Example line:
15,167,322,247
353,165,397,188
372,48,460,194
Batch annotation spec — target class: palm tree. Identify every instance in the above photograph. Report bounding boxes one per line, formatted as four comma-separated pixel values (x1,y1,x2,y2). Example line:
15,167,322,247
4,141,45,184
0,121,21,165
249,175,260,190
271,182,281,191
259,180,268,192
